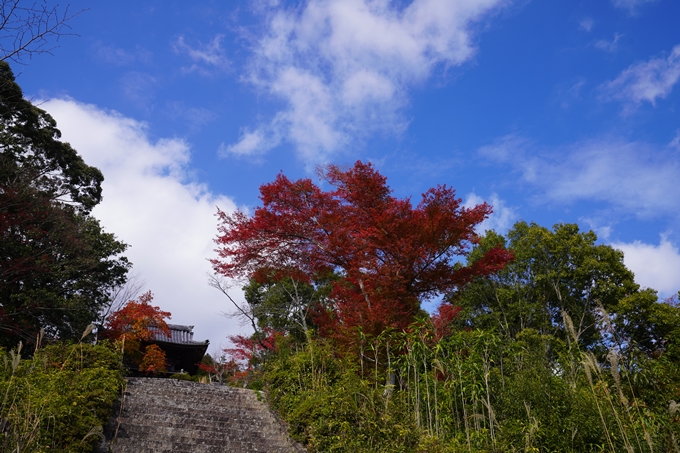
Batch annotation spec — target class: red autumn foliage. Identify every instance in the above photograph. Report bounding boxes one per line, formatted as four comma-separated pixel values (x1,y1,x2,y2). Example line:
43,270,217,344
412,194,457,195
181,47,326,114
103,291,171,372
198,359,240,384
431,302,463,341
224,329,281,363
217,329,282,386
104,291,171,343
139,344,168,375
213,161,513,341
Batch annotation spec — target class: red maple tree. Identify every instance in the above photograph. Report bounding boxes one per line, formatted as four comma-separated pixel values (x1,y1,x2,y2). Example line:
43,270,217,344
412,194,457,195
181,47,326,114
219,329,283,385
138,344,168,375
198,356,241,385
431,302,464,341
103,291,171,374
213,161,512,341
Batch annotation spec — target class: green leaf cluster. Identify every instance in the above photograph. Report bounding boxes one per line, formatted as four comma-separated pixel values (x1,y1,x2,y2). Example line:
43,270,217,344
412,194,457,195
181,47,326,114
456,222,637,352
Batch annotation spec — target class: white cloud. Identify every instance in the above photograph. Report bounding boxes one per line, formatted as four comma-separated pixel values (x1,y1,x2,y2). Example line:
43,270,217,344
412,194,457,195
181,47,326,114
594,33,623,53
578,17,594,32
670,129,680,151
227,0,507,163
541,140,679,216
611,236,680,296
42,98,244,347
611,0,657,14
93,42,152,66
173,34,230,74
479,134,680,218
219,127,279,158
579,217,613,240
600,44,680,108
465,193,517,234
478,134,532,164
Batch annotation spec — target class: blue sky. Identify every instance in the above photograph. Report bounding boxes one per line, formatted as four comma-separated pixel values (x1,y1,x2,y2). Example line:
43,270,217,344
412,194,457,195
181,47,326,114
15,0,680,348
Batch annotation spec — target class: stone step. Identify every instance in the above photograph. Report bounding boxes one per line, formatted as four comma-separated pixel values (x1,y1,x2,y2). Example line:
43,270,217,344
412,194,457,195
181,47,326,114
124,385,263,404
103,377,305,453
109,438,293,453
121,402,271,416
115,426,288,446
118,416,290,435
124,394,264,410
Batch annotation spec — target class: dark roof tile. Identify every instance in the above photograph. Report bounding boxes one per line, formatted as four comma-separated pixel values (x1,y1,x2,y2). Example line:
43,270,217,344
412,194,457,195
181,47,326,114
149,324,209,345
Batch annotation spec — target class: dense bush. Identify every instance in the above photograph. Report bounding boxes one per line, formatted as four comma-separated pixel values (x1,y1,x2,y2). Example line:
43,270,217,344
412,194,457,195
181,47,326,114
261,325,680,453
264,339,422,452
0,340,124,452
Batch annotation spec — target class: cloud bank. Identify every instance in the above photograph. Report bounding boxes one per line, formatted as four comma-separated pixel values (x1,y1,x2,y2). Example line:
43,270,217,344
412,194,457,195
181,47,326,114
42,98,242,348
224,0,507,163
479,134,680,295
479,134,680,219
612,237,680,295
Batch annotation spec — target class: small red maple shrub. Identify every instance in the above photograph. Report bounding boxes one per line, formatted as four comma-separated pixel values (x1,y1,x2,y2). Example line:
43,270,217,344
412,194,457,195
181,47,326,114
103,291,171,373
431,302,463,341
139,344,168,375
198,357,240,384
213,161,513,345
199,330,282,387
105,291,171,342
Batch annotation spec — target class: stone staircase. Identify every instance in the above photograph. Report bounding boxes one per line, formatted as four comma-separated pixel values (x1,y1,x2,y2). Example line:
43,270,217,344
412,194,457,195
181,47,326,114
102,377,305,453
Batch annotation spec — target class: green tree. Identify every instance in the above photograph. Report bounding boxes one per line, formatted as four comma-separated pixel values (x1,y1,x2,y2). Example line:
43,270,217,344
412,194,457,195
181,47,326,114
243,277,317,339
611,289,680,411
238,270,337,342
613,290,680,359
456,222,638,351
0,61,130,347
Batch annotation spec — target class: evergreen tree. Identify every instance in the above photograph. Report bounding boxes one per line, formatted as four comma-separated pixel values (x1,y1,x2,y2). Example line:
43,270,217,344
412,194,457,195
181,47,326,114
0,61,130,347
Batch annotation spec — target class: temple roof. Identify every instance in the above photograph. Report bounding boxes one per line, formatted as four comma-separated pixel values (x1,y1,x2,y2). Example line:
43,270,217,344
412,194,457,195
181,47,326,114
149,324,209,346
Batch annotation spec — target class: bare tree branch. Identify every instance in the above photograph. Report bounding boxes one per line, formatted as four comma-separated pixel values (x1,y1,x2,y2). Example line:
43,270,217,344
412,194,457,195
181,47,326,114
101,271,147,320
93,272,147,342
208,273,259,335
0,1,86,63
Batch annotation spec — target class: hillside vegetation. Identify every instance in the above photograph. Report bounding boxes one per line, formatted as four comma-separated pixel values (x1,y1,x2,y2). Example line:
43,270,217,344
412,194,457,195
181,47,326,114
212,165,680,452
2,49,679,452
0,340,124,452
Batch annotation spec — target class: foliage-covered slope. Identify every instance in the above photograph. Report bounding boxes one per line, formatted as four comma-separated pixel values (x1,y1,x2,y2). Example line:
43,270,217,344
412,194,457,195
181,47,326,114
262,323,680,453
0,341,124,452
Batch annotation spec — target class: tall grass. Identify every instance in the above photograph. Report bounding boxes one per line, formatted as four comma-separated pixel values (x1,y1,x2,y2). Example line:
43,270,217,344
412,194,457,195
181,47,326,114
261,321,680,453
0,329,124,452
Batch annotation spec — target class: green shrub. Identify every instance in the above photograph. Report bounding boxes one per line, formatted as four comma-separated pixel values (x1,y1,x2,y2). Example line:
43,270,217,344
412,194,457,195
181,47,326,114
0,341,124,452
264,339,422,452
261,329,680,453
170,372,196,382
